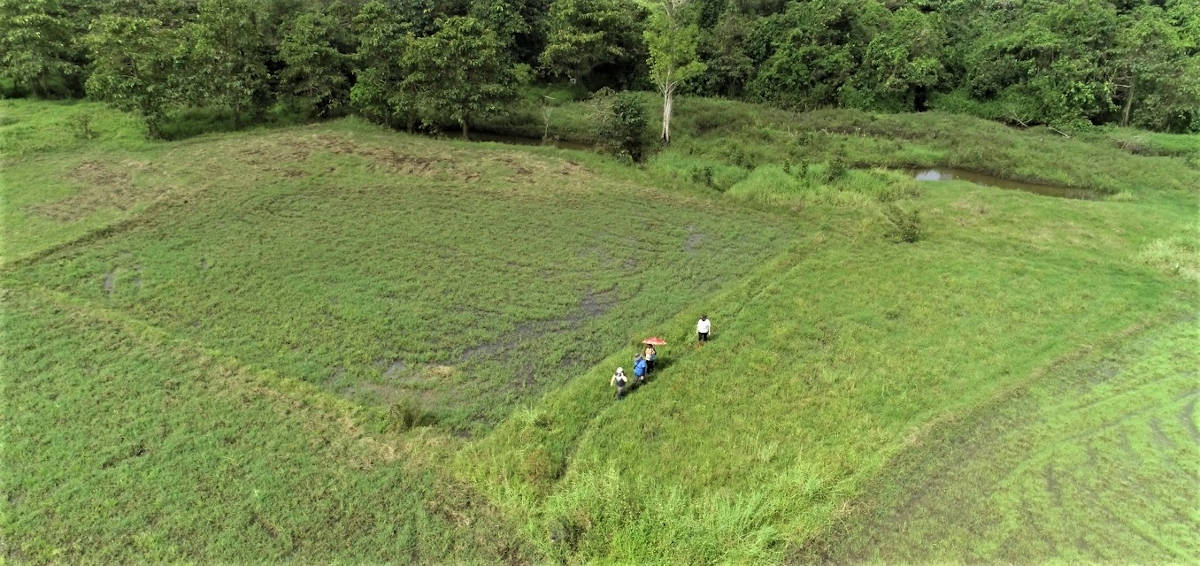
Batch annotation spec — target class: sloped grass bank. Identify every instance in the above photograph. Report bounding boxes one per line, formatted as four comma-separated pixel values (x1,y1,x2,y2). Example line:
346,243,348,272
464,179,1198,562
796,311,1200,563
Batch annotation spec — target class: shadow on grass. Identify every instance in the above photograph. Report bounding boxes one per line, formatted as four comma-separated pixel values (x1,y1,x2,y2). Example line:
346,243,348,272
157,104,315,141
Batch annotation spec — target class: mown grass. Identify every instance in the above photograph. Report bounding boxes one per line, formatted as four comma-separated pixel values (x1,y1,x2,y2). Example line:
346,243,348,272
4,95,1198,564
4,112,798,432
797,310,1200,563
2,287,529,563
462,176,1197,562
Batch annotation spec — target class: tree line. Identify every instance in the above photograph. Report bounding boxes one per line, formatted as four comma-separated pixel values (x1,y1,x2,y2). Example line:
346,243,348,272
2,0,1197,140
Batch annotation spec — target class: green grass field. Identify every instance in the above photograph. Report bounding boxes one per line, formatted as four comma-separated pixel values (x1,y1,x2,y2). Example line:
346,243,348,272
3,97,1198,563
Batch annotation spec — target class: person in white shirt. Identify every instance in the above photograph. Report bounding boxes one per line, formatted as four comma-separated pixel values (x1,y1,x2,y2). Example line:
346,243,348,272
611,367,628,400
696,314,711,343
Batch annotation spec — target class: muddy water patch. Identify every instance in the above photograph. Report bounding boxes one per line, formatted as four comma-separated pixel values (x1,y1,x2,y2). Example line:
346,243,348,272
459,286,619,367
683,224,705,253
909,168,1101,200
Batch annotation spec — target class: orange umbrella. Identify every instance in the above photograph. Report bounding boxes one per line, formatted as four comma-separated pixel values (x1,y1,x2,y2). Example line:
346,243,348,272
641,337,667,345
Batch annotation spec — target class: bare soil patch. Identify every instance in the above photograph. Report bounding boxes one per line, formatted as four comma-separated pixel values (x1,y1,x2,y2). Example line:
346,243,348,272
236,134,453,177
30,160,146,221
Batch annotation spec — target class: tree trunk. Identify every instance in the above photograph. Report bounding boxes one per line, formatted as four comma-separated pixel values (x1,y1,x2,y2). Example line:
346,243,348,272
661,85,674,145
461,119,469,140
1121,81,1134,128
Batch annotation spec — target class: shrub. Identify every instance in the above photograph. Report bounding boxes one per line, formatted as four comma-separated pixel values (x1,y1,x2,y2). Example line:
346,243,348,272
825,158,847,182
595,90,648,161
883,204,922,243
387,399,436,431
69,113,95,140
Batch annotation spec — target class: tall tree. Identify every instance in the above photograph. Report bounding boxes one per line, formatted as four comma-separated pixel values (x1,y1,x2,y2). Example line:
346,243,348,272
0,0,85,96
694,7,753,97
84,15,180,138
539,0,644,84
181,0,269,128
960,0,1118,128
746,0,886,110
1112,4,1199,131
349,0,422,130
279,6,355,118
644,0,705,144
403,16,522,138
854,7,947,111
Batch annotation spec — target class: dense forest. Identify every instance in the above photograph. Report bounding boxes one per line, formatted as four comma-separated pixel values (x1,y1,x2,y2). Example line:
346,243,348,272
2,0,1197,139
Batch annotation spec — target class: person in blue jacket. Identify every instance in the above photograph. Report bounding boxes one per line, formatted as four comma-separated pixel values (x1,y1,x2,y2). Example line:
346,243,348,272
633,354,648,385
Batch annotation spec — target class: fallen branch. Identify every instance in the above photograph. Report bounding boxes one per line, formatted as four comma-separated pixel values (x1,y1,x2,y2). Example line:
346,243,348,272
1047,125,1071,138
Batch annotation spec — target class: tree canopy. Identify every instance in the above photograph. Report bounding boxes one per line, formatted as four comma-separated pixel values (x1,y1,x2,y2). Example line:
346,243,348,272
8,0,1195,136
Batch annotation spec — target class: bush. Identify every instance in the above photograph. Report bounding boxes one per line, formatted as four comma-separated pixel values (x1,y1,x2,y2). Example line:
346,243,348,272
69,113,95,140
825,158,847,182
883,204,922,243
595,90,648,161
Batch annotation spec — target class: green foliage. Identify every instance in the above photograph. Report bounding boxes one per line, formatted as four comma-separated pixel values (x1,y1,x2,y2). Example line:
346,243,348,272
692,8,754,97
538,0,645,84
593,89,648,160
748,0,888,110
278,6,355,118
468,0,529,48
83,15,179,138
469,0,551,66
956,0,1121,129
67,111,94,139
852,7,946,111
349,0,420,129
644,0,706,143
0,0,85,97
179,0,270,128
1112,5,1200,132
882,203,921,243
402,16,523,137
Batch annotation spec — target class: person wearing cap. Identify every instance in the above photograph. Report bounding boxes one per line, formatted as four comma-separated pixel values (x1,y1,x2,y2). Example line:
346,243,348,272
697,314,711,343
611,366,629,400
632,354,648,384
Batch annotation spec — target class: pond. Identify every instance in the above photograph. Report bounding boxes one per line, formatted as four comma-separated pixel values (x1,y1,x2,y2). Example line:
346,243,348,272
909,167,1101,200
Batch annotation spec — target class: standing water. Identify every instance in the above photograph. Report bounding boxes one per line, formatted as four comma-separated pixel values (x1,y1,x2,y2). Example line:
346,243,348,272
910,168,1100,200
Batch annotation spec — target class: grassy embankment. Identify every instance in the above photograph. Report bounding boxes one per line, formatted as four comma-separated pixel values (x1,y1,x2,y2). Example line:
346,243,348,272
3,96,1198,563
